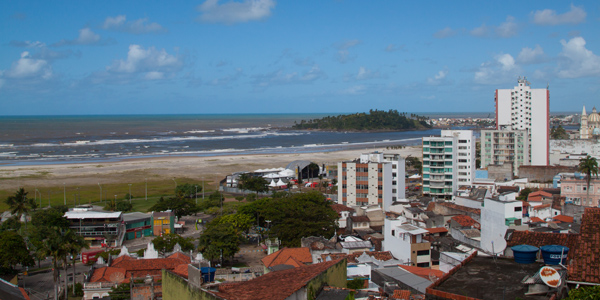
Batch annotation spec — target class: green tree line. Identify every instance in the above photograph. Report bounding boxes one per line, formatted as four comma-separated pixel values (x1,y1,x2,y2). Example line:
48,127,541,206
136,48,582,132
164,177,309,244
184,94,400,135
292,109,431,131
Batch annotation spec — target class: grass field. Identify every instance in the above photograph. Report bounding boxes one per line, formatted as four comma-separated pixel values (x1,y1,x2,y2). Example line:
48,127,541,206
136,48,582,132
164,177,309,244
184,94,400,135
0,177,216,212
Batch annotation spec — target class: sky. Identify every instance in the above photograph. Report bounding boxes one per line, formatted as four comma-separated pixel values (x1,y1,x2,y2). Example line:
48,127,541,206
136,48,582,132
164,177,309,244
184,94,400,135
1,1,599,115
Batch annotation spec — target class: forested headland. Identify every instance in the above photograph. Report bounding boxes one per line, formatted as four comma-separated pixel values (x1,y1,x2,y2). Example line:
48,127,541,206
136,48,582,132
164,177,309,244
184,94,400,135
292,109,432,131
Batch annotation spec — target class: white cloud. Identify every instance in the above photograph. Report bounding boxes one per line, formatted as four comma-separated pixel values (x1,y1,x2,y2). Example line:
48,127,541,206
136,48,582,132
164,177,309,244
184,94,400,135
384,44,404,52
427,69,451,86
9,40,46,48
470,24,489,37
355,67,380,80
86,45,184,84
433,27,457,38
53,28,111,46
340,85,366,95
517,45,545,64
102,15,165,34
496,16,518,38
333,40,361,63
3,51,53,79
474,53,521,84
532,4,586,25
197,0,275,24
557,37,600,78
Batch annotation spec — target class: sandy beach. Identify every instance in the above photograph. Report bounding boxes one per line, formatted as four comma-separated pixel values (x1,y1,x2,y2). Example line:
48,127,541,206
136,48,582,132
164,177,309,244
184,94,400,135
0,146,422,190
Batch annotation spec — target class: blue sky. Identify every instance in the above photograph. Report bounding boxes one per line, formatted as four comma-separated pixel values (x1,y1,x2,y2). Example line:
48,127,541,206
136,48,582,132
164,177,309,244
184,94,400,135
1,1,599,115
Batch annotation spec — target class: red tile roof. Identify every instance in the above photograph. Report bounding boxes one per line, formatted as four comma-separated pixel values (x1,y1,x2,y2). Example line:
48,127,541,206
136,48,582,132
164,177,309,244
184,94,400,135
450,215,480,229
529,217,545,223
506,231,578,250
349,216,370,223
528,195,543,202
172,264,189,279
528,191,553,198
331,203,355,214
426,227,448,234
553,215,574,223
321,251,394,264
89,266,127,283
216,259,346,300
569,208,600,284
90,253,191,283
261,247,312,269
398,265,445,280
392,289,411,300
532,203,551,211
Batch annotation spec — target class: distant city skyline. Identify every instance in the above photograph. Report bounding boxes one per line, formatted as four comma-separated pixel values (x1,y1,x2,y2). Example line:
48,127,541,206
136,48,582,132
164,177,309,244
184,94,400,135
1,1,599,115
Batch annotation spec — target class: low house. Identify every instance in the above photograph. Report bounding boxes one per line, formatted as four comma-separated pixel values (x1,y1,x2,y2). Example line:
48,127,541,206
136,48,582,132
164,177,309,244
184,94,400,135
346,216,370,234
340,236,372,254
123,212,152,240
64,207,124,248
383,219,431,267
152,211,175,236
330,203,355,229
261,247,312,273
301,236,342,264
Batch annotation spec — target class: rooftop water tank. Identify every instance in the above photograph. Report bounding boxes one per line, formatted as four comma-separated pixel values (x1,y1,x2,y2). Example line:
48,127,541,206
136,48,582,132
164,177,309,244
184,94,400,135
511,245,539,264
201,267,216,283
540,245,569,265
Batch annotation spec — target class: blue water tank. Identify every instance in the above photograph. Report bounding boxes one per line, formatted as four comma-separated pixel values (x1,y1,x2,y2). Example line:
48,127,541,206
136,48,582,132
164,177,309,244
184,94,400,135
540,245,569,265
201,267,216,282
511,245,539,264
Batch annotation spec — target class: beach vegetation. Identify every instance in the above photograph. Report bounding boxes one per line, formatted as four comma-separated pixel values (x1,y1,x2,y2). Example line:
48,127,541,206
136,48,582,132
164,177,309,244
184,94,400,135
175,183,202,199
116,200,133,212
4,187,37,230
0,216,21,232
292,109,431,131
152,233,195,255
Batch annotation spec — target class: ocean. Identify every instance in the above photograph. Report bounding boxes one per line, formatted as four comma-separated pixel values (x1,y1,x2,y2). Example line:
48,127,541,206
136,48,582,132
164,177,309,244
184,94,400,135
0,113,485,166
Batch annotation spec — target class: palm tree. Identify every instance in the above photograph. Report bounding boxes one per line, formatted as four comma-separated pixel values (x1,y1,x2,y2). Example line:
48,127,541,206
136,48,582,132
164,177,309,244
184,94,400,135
40,227,69,300
578,155,598,205
63,230,89,296
4,188,37,230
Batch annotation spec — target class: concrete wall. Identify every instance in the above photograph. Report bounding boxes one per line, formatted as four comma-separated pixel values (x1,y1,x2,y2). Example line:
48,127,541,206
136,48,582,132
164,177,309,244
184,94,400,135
519,165,577,182
487,164,514,181
162,270,223,300
551,139,600,157
450,228,481,249
305,259,347,299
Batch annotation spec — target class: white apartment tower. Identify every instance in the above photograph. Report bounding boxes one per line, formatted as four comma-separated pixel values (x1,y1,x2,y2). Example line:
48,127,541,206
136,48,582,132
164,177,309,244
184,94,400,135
422,130,475,199
338,152,405,211
495,77,549,166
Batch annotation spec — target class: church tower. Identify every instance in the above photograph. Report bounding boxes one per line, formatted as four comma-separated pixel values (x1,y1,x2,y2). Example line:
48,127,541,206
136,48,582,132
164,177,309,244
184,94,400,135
581,106,588,139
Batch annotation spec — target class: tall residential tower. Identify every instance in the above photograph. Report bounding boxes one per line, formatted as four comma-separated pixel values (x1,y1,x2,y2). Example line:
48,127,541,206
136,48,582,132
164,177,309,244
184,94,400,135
495,77,549,166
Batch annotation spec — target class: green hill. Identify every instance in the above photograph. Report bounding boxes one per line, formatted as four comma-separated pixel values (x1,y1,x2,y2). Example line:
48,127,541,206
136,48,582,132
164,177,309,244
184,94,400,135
292,109,431,131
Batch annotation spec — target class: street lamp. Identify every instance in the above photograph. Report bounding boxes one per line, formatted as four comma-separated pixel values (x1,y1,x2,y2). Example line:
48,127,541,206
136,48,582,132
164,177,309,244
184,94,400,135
128,184,132,203
202,177,205,200
145,178,147,202
35,188,40,208
195,185,198,205
63,183,66,205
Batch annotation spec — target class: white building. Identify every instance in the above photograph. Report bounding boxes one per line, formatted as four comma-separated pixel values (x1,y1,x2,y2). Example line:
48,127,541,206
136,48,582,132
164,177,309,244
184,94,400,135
422,130,475,199
383,219,431,267
495,77,549,166
480,194,524,255
338,152,405,211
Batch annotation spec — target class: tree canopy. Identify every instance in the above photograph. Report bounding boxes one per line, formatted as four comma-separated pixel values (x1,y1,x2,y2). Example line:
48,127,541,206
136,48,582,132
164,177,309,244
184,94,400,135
238,191,338,247
176,183,202,199
197,222,241,263
550,125,569,139
4,188,37,229
149,196,199,218
0,231,34,270
238,174,269,195
292,109,431,131
152,233,195,255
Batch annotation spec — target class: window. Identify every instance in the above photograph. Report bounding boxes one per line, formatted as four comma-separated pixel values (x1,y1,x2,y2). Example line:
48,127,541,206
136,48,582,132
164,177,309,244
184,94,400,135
417,262,430,268
391,229,395,237
514,207,522,212
417,250,430,256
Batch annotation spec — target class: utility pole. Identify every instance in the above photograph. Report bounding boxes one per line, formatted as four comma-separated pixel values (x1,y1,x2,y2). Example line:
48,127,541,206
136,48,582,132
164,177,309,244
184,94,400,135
202,177,205,200
98,183,102,205
128,184,132,203
145,178,147,202
63,183,66,205
195,185,198,205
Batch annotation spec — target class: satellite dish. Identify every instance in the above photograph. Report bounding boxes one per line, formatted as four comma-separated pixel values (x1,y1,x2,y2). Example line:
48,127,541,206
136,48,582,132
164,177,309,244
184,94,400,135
539,266,561,288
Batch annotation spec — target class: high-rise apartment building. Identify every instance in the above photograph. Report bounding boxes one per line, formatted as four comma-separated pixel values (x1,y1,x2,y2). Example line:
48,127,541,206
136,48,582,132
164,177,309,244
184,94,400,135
495,77,549,166
337,152,405,211
480,129,529,176
422,130,475,199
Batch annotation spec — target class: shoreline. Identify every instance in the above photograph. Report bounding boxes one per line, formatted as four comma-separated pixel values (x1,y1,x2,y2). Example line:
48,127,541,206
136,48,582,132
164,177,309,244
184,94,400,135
0,146,423,191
